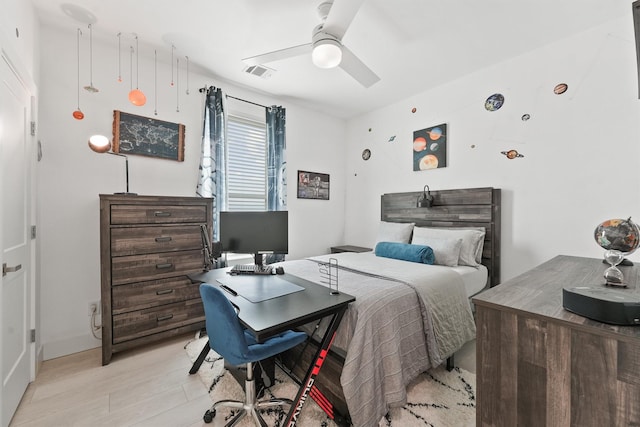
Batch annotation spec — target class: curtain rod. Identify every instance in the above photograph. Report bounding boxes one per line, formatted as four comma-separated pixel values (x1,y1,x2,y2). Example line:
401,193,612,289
199,85,271,109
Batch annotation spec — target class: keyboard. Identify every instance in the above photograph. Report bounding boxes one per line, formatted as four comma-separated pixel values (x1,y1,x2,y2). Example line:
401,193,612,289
230,264,273,275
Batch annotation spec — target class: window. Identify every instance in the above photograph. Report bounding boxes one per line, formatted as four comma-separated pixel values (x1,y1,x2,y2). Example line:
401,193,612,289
226,114,267,211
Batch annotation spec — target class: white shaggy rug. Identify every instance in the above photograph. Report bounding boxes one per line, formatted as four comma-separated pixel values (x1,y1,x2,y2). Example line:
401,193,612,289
185,336,475,427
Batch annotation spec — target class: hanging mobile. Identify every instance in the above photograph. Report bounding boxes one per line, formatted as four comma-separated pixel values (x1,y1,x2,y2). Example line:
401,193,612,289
116,32,122,82
128,34,146,106
83,24,98,93
170,45,175,87
72,28,84,120
176,56,180,112
185,55,190,95
154,49,158,115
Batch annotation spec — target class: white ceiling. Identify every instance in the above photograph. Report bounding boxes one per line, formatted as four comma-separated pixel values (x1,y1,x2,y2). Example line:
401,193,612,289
31,0,631,119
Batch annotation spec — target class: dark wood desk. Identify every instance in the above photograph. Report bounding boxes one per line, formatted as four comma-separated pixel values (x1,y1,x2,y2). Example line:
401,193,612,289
473,255,640,427
189,268,355,427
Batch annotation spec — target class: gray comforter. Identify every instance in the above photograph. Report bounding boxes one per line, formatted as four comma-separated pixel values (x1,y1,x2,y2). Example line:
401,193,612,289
278,252,477,427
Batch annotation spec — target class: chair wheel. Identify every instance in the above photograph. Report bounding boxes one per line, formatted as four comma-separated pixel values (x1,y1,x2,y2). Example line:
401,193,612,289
203,409,215,423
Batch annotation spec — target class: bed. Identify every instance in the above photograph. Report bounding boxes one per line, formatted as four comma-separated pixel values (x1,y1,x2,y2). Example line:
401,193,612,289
279,187,501,427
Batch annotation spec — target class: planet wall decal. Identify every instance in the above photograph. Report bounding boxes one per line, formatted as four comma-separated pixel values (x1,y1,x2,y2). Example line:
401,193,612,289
485,93,504,111
554,83,568,95
501,149,524,159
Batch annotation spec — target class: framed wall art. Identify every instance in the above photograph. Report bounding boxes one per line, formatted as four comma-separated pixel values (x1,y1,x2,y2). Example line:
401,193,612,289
297,170,330,200
413,123,447,171
113,110,185,161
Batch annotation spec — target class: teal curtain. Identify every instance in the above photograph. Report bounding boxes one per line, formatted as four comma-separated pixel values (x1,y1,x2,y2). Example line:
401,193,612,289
196,86,226,242
265,105,286,263
266,105,286,210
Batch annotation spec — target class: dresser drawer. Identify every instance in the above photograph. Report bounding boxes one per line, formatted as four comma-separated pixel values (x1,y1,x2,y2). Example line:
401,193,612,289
110,204,208,225
112,298,205,344
111,225,203,256
112,276,201,315
111,249,204,286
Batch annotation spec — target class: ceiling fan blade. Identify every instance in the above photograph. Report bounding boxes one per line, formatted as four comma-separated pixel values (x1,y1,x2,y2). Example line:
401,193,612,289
339,45,380,88
242,43,311,66
323,0,366,39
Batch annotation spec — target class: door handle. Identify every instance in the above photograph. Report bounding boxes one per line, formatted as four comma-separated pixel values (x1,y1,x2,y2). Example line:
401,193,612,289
3,263,22,277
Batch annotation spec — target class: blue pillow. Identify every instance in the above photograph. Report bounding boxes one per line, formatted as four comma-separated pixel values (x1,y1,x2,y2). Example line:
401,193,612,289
374,241,435,265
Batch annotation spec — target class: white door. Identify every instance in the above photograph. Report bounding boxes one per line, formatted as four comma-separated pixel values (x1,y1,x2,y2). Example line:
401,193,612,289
0,52,32,427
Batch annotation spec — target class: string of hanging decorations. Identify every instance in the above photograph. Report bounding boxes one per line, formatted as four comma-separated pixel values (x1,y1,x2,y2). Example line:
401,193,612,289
70,25,193,118
73,28,84,120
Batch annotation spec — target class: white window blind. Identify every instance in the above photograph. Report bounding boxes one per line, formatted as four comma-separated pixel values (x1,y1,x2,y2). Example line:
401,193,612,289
226,114,267,211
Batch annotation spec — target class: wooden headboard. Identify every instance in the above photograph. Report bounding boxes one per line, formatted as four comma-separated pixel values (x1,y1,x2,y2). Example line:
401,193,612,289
381,187,501,287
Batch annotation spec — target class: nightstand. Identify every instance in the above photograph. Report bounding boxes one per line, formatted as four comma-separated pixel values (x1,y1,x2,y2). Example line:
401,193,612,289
330,245,372,254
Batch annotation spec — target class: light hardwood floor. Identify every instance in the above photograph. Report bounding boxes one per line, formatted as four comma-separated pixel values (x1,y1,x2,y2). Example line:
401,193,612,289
9,334,476,427
10,333,210,427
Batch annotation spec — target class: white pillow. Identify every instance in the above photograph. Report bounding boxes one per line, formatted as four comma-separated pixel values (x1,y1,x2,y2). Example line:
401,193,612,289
375,221,415,245
412,227,485,267
444,227,487,263
410,236,463,267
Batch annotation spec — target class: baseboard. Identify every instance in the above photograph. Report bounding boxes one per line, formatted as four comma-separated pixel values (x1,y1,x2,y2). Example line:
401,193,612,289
43,333,101,360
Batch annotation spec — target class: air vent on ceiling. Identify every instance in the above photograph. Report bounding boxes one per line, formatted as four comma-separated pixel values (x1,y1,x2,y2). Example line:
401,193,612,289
243,65,273,79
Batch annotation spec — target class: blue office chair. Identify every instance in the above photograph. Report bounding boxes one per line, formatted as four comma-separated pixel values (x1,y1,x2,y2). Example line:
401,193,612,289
199,283,308,426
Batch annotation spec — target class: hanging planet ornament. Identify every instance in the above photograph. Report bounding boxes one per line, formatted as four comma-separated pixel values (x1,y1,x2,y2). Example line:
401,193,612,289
128,89,147,106
72,109,84,120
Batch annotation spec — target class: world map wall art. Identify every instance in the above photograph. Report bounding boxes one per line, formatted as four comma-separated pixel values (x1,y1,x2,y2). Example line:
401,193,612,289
413,123,447,171
113,110,185,161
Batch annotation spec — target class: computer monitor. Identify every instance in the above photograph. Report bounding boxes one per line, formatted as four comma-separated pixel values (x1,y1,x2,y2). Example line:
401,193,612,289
219,211,288,266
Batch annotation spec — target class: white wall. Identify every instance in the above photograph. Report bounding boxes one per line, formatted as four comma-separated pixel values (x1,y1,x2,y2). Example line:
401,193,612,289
32,8,640,360
37,23,346,359
343,16,640,283
0,0,39,81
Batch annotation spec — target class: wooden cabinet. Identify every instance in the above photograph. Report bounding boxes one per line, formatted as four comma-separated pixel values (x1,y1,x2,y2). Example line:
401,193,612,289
99,194,213,365
473,255,640,426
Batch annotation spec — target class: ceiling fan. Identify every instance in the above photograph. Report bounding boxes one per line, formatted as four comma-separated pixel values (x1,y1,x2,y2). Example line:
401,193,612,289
242,0,380,88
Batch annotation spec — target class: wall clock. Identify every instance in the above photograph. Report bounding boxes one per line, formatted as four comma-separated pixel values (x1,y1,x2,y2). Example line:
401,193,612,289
362,149,371,160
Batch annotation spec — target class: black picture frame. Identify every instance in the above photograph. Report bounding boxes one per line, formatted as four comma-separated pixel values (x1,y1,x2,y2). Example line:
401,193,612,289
113,110,185,161
297,170,330,200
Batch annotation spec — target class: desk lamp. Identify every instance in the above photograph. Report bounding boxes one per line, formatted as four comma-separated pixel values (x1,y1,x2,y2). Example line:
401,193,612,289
88,134,137,195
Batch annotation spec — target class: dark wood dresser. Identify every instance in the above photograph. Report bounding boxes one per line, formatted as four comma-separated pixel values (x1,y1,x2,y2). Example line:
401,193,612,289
473,255,640,426
99,194,213,365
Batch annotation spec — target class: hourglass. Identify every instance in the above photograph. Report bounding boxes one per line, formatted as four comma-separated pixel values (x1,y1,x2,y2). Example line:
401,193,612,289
603,249,625,286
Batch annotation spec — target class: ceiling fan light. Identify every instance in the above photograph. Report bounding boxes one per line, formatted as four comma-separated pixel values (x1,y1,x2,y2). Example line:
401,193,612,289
312,39,342,69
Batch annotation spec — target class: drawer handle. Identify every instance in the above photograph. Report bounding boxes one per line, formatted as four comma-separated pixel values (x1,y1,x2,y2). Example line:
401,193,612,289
155,236,172,243
157,314,173,322
156,289,174,296
156,263,173,270
154,211,171,217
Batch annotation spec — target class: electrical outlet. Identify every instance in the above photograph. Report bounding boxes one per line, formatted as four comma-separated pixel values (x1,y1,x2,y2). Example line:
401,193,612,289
88,301,101,316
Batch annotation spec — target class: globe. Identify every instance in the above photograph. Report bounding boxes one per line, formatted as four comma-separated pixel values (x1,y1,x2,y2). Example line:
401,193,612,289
594,217,640,254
